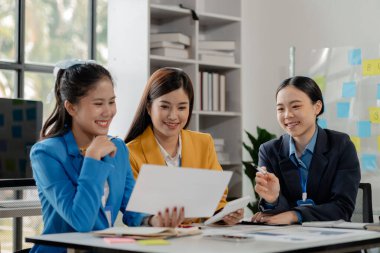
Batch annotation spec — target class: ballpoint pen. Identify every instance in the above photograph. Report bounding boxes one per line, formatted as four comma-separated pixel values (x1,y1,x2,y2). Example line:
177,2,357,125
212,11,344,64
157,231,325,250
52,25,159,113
256,166,268,175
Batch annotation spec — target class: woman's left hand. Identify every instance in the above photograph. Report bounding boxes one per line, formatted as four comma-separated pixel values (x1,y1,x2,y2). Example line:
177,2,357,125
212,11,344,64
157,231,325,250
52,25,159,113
222,208,244,225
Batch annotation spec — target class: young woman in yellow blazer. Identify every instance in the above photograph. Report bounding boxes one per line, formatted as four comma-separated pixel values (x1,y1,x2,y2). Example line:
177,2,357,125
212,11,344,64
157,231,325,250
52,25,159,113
125,67,243,225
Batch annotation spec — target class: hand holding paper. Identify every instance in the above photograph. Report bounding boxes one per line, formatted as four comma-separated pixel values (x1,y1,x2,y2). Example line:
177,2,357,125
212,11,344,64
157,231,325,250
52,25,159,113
126,165,232,218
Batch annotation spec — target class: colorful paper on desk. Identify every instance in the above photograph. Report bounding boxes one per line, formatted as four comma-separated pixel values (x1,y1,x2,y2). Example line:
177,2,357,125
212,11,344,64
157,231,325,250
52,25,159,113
126,165,232,218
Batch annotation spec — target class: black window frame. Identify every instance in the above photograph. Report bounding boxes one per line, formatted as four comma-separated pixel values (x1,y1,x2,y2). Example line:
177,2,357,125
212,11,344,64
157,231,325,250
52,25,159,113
0,0,98,98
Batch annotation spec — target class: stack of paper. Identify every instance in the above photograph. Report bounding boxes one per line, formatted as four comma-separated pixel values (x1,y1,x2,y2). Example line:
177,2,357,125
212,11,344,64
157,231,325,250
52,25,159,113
303,220,380,231
150,33,190,59
94,227,201,239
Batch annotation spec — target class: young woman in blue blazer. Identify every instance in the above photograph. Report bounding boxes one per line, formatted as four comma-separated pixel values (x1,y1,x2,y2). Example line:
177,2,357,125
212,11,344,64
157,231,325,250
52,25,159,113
252,76,360,225
30,60,182,253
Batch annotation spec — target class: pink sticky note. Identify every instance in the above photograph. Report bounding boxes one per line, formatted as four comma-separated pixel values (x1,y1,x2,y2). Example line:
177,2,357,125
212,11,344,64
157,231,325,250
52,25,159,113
103,237,136,244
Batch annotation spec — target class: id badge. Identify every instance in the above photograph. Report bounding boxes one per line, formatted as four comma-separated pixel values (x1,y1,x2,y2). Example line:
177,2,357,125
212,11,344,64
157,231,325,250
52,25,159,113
296,199,315,206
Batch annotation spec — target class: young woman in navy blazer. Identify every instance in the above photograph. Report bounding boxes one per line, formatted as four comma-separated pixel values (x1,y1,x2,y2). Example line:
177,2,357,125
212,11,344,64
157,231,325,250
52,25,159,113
252,76,360,225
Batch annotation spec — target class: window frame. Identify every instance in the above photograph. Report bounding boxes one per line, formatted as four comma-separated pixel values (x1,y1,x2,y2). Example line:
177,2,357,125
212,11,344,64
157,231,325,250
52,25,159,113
0,0,98,98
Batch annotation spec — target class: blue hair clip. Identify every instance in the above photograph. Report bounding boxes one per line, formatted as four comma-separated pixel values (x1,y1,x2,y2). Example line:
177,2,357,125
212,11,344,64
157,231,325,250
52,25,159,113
53,59,96,77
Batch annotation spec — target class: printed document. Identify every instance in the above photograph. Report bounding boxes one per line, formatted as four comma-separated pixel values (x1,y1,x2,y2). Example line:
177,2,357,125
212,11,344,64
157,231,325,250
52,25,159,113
126,164,232,218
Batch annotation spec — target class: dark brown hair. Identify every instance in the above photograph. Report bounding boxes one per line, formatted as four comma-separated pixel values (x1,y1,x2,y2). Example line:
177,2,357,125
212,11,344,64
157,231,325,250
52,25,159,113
41,63,113,139
276,76,324,117
125,67,194,143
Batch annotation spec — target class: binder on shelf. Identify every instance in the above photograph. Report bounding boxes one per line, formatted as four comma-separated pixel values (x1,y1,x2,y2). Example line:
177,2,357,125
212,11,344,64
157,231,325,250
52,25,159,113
150,41,186,49
150,48,189,59
199,40,236,51
150,33,191,46
219,75,226,112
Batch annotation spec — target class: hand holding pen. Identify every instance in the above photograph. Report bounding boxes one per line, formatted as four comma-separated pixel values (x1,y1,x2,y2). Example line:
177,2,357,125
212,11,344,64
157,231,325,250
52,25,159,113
254,166,280,203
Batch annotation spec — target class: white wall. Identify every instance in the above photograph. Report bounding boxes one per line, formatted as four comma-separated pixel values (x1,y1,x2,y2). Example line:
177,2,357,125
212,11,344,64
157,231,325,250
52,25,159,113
241,0,380,210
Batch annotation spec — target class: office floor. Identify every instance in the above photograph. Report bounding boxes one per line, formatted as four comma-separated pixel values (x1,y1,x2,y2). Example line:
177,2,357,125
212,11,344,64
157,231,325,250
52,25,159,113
0,214,43,252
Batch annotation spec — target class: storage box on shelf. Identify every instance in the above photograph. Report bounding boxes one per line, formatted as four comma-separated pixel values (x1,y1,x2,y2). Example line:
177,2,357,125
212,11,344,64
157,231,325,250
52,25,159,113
109,0,242,199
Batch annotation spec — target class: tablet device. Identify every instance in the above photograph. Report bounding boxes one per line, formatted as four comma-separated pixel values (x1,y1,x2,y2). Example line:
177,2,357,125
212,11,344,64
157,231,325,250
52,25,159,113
204,195,251,225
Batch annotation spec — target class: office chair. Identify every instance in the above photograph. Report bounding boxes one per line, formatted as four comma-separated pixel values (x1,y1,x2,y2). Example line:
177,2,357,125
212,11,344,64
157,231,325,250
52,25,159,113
351,183,373,223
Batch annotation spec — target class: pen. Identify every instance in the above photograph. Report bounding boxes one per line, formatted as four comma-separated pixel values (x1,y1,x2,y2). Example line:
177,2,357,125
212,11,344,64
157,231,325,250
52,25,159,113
256,166,267,175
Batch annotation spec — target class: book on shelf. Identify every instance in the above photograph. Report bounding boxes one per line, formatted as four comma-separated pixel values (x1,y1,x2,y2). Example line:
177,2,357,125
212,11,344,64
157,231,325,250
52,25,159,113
201,72,208,111
214,145,224,152
198,49,234,57
219,75,226,112
212,73,219,111
150,33,191,46
150,41,186,49
197,72,202,111
199,40,236,51
217,152,230,163
199,72,227,112
207,73,213,111
302,220,380,231
150,48,189,59
199,54,235,65
213,138,225,146
93,226,201,240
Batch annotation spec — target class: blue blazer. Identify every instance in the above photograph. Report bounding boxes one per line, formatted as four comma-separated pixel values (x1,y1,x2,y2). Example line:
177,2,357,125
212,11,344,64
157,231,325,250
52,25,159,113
30,130,144,253
258,127,361,222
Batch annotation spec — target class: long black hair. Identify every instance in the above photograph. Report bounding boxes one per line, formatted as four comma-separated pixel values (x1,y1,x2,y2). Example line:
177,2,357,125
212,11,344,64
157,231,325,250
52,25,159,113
41,62,113,139
276,76,324,117
125,67,194,143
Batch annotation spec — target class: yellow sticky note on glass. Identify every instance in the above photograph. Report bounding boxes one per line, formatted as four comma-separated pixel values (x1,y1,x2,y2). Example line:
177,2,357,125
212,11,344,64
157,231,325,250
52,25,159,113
137,239,170,246
350,136,361,152
363,59,380,76
369,107,380,123
313,75,326,92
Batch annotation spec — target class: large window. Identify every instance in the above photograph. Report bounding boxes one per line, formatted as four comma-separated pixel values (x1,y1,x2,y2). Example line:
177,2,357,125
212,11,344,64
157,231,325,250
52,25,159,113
0,1,107,252
0,0,108,120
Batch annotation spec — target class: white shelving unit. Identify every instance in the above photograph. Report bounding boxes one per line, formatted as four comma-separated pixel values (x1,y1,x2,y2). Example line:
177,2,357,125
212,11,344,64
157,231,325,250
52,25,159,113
108,0,242,199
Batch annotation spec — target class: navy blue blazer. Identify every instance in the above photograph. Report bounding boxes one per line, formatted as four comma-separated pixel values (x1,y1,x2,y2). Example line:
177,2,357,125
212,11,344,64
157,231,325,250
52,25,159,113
258,126,361,222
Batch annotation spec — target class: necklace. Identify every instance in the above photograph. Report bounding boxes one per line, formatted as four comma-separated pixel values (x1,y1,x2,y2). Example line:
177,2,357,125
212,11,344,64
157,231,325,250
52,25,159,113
79,147,87,155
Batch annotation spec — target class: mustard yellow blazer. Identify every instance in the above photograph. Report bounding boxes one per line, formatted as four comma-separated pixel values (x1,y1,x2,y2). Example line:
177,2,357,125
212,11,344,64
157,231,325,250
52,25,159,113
127,126,227,212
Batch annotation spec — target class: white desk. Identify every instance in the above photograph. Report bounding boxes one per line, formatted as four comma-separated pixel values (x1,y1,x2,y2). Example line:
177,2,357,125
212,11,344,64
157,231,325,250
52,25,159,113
26,225,380,253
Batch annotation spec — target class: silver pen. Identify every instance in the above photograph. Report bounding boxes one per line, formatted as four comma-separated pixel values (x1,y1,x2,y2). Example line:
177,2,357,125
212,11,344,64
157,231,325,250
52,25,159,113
256,166,268,175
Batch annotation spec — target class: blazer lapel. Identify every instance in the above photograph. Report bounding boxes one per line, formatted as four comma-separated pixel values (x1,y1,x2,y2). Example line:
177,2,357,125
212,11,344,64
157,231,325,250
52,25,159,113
278,134,302,198
141,126,166,165
307,127,329,199
180,130,194,168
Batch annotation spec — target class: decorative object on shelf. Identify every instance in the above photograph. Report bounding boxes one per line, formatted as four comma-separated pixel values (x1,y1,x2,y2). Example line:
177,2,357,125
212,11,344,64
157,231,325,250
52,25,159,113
242,127,276,213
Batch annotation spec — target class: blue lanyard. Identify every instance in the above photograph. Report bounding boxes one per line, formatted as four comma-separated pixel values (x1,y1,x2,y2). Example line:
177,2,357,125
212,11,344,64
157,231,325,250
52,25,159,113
297,162,308,201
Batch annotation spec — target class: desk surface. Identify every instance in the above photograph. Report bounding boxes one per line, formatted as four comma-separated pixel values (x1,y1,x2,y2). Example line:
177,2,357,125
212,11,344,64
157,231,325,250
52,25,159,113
26,225,380,253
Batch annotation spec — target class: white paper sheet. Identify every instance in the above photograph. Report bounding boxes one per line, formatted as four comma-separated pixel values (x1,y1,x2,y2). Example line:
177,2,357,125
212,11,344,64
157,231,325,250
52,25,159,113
126,164,232,218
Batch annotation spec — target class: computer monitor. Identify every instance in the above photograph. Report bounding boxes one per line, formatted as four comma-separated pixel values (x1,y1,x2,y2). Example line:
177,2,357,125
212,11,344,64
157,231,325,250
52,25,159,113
0,98,43,180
